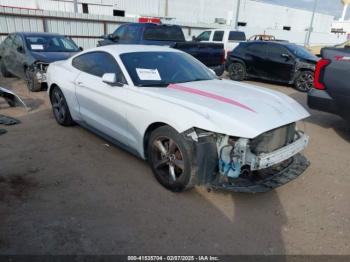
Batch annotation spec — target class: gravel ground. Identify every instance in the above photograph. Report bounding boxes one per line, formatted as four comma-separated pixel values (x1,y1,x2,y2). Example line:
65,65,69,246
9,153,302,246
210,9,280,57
0,75,349,255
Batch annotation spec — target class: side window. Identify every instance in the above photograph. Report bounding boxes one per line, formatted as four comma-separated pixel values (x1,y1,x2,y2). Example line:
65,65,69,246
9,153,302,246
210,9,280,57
246,43,266,55
112,25,127,40
268,45,289,59
3,35,13,46
196,31,211,41
72,52,125,81
228,31,246,41
13,35,24,48
121,25,139,41
213,31,224,42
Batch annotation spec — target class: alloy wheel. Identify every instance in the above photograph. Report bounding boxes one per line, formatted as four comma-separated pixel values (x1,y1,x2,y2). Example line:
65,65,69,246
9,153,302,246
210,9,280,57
51,89,67,123
296,72,314,92
151,136,185,184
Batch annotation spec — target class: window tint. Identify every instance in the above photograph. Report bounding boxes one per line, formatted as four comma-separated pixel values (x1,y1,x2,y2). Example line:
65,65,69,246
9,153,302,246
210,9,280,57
3,35,13,46
72,52,124,79
121,25,139,41
213,31,224,42
196,31,211,41
143,26,185,42
112,25,127,40
246,43,266,54
229,31,246,41
267,44,288,58
13,35,23,48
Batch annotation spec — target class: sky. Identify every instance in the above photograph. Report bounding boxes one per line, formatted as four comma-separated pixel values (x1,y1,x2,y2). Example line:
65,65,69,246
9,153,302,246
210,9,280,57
259,0,345,18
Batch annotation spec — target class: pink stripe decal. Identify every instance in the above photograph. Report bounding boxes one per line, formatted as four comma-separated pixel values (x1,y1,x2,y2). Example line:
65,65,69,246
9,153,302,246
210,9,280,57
168,84,256,113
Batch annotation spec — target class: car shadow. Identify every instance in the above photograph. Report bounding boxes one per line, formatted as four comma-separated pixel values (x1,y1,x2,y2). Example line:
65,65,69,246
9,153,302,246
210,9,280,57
0,109,288,255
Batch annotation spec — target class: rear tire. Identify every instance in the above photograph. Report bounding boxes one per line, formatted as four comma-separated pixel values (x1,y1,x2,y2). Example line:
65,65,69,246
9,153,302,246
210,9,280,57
228,62,246,81
0,60,12,77
294,70,314,92
50,86,75,126
147,126,197,192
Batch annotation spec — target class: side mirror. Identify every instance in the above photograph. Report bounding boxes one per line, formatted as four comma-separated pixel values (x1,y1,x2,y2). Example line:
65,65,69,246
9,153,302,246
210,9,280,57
102,73,123,86
79,46,83,51
192,36,198,42
108,34,119,41
281,53,291,59
17,46,24,53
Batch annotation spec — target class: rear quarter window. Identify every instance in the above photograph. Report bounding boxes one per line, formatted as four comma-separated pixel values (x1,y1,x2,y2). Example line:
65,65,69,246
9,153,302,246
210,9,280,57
229,31,246,41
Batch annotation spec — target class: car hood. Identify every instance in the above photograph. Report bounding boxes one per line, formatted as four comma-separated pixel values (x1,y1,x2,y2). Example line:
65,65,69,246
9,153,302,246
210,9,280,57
140,79,310,138
31,51,77,63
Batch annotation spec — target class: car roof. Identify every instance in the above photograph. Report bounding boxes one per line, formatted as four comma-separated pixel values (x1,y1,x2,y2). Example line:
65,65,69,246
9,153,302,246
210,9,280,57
246,40,295,47
16,32,63,37
84,44,181,56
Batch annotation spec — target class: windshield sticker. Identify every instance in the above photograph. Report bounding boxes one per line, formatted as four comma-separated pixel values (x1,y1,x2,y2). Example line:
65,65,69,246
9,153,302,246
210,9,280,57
136,68,161,81
31,44,44,50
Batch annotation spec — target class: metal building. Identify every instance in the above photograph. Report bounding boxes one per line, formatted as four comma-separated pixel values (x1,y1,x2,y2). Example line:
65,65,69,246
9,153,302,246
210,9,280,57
0,0,335,33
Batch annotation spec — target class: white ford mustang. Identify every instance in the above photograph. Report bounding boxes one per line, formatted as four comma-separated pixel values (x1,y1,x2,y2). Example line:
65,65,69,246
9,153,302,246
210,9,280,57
47,45,310,193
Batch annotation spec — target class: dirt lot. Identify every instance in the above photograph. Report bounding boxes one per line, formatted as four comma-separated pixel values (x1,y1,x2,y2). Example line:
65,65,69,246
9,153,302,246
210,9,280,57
0,75,349,255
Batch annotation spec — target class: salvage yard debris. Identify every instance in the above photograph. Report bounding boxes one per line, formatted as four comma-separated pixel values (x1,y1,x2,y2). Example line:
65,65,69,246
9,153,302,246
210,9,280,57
0,86,27,108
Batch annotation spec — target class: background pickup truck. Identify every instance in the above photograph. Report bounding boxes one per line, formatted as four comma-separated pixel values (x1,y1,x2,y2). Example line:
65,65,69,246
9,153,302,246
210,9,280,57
98,23,225,76
308,47,350,121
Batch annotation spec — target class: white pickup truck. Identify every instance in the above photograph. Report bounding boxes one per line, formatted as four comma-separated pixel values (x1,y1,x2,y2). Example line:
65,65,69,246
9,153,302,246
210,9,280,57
194,29,246,59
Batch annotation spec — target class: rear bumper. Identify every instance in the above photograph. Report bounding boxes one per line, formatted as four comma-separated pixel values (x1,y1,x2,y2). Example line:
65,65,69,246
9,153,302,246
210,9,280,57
307,88,338,114
210,64,225,76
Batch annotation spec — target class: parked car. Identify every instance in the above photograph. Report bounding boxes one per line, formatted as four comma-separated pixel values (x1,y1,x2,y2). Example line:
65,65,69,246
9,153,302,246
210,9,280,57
98,23,225,76
226,41,319,92
248,34,276,41
193,29,246,58
308,47,350,121
308,39,350,57
0,32,81,91
47,44,310,193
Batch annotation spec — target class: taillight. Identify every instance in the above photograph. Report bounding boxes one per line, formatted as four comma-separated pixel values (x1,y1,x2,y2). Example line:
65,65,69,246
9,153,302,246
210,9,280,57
314,59,330,90
221,51,226,64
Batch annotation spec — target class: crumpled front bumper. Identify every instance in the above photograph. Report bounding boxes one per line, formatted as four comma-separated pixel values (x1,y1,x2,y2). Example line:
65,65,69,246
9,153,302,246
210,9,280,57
210,153,310,193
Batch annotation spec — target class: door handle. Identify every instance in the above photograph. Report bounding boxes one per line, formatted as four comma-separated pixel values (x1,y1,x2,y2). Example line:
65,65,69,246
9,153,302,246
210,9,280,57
76,81,83,86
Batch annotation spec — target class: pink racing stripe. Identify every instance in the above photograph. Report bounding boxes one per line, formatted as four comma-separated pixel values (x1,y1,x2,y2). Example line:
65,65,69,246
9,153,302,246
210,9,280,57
168,84,256,113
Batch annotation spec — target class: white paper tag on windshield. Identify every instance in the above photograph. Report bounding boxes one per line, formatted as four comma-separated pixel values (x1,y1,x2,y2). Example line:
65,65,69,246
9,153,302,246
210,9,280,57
136,68,161,81
31,44,44,50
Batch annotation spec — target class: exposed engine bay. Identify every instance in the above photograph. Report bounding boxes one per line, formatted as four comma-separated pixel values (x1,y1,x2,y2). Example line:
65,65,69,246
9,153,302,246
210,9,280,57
184,123,310,193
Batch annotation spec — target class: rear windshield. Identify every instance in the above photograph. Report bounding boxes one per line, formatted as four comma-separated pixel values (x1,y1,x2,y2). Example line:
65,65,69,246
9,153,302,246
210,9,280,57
229,31,246,41
143,26,185,42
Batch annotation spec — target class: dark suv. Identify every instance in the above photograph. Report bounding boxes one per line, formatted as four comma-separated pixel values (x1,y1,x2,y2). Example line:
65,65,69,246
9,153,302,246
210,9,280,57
226,41,318,92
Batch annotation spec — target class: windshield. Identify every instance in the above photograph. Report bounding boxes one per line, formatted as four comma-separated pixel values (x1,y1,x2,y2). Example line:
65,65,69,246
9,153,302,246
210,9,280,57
25,35,79,52
120,51,216,87
286,44,316,60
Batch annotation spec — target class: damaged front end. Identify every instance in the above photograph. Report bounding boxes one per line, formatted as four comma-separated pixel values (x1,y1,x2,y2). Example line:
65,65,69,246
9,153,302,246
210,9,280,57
26,61,49,91
184,123,310,193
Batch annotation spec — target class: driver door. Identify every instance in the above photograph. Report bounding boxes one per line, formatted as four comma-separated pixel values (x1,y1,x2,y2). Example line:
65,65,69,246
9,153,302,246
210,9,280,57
72,51,132,145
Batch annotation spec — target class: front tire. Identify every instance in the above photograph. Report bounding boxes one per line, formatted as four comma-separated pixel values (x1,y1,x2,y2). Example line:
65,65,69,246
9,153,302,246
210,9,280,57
294,70,314,92
50,86,75,126
228,62,246,81
25,68,41,92
147,126,197,192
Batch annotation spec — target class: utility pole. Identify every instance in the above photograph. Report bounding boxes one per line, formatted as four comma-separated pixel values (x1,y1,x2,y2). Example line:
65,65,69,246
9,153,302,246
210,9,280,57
234,0,241,29
164,0,168,17
305,0,318,46
73,0,78,13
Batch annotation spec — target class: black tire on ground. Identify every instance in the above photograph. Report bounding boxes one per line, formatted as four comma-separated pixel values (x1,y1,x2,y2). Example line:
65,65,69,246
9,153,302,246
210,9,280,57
50,86,75,126
147,126,197,192
25,68,42,92
294,70,314,92
228,62,246,81
0,60,12,77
